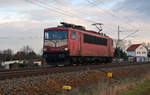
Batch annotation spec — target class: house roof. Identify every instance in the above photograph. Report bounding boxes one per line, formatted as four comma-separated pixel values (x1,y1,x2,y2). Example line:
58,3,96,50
126,44,141,51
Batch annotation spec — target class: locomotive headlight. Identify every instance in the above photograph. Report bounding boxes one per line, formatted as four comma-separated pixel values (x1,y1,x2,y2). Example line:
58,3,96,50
64,48,68,51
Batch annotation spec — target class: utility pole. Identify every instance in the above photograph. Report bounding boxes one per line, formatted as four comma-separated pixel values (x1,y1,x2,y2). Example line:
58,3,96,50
118,26,120,44
117,25,121,63
116,26,139,63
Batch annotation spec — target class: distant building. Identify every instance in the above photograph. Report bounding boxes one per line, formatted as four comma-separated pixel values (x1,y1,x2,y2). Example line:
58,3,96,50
16,51,25,55
1,60,42,69
1,60,23,69
126,44,148,62
34,61,42,66
126,44,147,57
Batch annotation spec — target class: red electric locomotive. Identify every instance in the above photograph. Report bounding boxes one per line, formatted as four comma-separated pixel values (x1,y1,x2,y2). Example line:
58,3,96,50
43,22,113,66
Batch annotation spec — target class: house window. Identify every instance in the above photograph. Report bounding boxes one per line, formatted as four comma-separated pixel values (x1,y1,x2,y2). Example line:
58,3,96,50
137,52,141,54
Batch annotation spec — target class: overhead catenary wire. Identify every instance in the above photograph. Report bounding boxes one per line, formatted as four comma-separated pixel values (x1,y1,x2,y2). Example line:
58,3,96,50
87,0,117,18
26,0,76,18
87,0,127,21
26,0,97,24
121,30,139,40
29,0,116,31
26,0,143,39
36,0,89,17
34,0,115,31
87,0,140,31
90,0,142,40
0,0,118,40
35,0,97,23
87,0,126,33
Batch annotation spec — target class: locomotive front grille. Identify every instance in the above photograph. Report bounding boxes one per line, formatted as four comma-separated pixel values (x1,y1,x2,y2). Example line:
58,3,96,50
44,39,67,47
44,40,55,47
56,39,67,47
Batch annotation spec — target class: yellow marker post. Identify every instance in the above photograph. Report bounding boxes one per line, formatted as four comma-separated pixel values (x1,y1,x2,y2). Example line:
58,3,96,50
107,72,112,78
62,85,72,91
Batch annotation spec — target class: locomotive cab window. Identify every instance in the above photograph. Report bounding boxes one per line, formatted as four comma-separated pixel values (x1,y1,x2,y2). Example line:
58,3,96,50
71,31,76,40
44,30,68,39
45,32,49,39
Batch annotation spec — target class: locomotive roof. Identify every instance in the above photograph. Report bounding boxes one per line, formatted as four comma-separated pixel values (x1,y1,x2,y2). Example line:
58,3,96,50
44,26,110,39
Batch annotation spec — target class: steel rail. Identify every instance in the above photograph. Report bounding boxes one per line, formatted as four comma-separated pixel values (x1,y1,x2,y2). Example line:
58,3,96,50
0,62,149,80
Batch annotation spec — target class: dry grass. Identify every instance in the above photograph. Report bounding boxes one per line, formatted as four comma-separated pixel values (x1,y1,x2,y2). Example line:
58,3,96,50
98,82,136,95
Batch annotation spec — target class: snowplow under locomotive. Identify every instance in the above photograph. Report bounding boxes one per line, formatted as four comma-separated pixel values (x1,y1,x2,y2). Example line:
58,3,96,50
43,22,113,66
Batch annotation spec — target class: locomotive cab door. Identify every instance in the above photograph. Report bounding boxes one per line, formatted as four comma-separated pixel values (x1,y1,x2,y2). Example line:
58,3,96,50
69,30,82,56
78,32,81,56
70,31,78,56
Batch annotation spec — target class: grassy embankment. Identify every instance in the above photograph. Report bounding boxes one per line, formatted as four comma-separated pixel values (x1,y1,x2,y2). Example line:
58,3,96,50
121,79,150,95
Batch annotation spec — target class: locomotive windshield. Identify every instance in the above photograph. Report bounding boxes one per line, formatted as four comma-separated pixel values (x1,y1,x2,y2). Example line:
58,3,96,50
45,30,68,39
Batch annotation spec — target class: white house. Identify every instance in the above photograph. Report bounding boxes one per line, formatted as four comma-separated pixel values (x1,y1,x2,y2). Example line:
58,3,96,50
1,60,23,69
126,44,148,62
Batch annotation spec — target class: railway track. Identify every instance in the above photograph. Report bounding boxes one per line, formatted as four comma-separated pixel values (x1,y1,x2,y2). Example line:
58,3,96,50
0,62,150,80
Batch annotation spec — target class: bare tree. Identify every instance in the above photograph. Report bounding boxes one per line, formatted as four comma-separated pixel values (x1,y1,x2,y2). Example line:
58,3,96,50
0,49,13,61
142,42,150,50
21,45,33,54
17,45,39,60
113,39,130,51
3,49,13,56
0,50,2,63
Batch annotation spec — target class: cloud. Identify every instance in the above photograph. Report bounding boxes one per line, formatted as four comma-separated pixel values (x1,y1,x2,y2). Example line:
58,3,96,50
0,0,33,10
0,21,53,53
114,0,150,22
117,0,150,14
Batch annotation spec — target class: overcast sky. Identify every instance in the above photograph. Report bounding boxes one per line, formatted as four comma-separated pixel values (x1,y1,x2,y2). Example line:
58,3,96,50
0,0,150,53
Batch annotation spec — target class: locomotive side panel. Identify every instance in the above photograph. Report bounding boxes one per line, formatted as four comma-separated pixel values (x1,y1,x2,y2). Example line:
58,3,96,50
68,29,113,57
80,33,109,57
81,43,109,57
